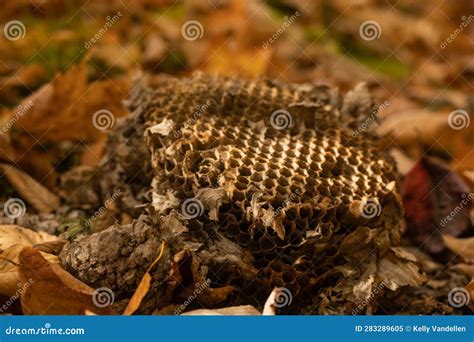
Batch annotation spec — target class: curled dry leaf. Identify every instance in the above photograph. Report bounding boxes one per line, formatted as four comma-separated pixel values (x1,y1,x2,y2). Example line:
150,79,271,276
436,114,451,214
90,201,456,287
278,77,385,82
442,235,474,262
33,240,68,255
376,252,427,291
0,225,59,297
0,244,58,297
19,247,114,315
0,163,60,213
451,264,474,278
123,240,165,316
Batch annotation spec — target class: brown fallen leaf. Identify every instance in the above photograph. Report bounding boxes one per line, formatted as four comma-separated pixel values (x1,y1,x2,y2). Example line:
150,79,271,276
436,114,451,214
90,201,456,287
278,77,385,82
203,44,271,78
79,140,106,167
123,240,165,315
389,148,416,176
377,253,427,291
12,61,89,143
0,225,59,297
0,163,60,213
3,59,129,184
0,244,59,297
0,130,18,163
1,63,46,91
155,250,187,309
19,247,113,315
189,284,236,306
377,109,447,147
443,235,474,262
33,240,68,255
0,225,57,251
451,263,474,278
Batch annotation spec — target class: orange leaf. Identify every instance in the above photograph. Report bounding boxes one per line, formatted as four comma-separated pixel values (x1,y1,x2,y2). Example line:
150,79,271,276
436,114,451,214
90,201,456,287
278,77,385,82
122,240,165,315
19,247,114,315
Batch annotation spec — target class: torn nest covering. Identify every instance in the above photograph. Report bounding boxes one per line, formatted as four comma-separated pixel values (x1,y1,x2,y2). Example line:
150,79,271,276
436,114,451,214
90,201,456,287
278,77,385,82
59,72,426,314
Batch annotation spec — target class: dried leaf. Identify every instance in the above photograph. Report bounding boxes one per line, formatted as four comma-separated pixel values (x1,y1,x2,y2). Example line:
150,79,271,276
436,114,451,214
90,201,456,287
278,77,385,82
389,148,415,176
0,244,58,297
0,163,60,213
79,140,106,167
123,240,165,315
203,45,271,77
377,110,447,146
0,132,17,163
0,225,57,251
19,247,113,315
0,225,58,297
353,259,377,302
402,157,472,253
377,254,427,291
451,263,474,278
2,63,46,91
192,285,236,306
33,240,68,255
11,61,129,145
13,61,88,142
442,235,474,262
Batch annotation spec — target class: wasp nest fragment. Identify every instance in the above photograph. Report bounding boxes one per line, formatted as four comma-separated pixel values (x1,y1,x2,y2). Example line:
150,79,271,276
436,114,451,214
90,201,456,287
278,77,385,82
59,72,426,314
